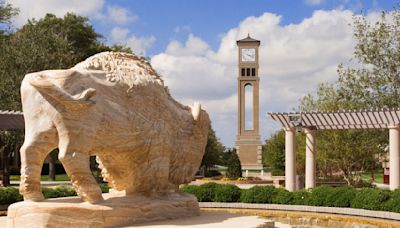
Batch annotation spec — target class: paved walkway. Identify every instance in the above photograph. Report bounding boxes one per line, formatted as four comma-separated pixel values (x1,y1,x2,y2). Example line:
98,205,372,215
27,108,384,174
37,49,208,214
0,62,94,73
0,211,289,228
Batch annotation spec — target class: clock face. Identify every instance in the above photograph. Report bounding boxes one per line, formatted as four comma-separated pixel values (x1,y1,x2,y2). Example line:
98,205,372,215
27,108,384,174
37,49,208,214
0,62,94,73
241,48,256,62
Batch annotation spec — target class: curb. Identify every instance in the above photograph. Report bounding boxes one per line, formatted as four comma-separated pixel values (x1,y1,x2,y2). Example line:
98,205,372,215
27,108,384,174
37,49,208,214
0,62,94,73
199,202,400,221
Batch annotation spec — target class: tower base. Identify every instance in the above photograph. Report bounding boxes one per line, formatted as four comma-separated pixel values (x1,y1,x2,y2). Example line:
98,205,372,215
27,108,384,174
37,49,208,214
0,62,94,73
236,135,262,171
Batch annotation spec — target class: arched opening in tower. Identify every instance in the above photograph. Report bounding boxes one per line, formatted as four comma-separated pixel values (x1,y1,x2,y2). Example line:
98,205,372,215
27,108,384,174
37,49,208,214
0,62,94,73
244,83,253,130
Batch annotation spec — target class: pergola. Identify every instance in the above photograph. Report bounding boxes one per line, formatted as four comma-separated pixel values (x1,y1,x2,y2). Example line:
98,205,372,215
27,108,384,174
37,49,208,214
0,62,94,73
0,110,24,130
0,110,24,186
267,108,400,191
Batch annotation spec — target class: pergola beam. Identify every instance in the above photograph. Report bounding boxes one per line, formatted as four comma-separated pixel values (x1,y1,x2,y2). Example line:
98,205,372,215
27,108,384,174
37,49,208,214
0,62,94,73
267,108,400,191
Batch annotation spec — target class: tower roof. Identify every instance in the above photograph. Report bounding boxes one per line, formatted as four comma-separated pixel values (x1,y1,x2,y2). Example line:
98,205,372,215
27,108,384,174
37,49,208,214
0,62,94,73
237,34,260,45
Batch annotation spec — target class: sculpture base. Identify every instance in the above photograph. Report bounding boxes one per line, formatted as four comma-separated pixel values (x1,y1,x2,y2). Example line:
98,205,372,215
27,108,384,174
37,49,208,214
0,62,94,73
7,192,199,228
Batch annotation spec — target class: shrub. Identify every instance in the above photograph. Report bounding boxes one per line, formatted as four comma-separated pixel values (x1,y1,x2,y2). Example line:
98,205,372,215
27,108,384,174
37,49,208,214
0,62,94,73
180,185,201,199
0,187,23,204
225,152,242,179
42,186,76,199
351,188,391,211
325,187,357,207
384,189,400,212
204,170,221,177
197,182,220,202
214,184,241,202
100,184,110,193
272,188,293,204
291,189,311,205
306,186,335,206
240,186,277,203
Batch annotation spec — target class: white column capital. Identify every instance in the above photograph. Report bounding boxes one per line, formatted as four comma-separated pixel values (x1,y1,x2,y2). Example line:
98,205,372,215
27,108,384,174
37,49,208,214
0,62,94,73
388,124,400,129
304,127,316,134
284,127,296,132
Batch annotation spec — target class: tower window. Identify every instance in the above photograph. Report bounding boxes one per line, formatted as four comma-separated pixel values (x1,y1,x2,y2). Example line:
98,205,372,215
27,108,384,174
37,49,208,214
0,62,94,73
241,68,245,76
244,83,253,130
252,68,256,76
246,68,250,76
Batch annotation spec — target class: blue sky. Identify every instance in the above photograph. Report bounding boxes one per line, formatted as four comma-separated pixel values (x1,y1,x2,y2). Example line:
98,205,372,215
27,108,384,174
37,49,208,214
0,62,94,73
6,0,398,147
93,0,395,55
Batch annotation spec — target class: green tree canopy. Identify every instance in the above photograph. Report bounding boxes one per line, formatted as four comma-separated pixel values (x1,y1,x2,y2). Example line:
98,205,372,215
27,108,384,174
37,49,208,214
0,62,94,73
201,124,225,172
225,148,242,178
0,5,131,183
296,9,400,185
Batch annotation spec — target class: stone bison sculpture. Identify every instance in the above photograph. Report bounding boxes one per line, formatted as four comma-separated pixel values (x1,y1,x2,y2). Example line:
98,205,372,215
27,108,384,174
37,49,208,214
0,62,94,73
19,52,210,202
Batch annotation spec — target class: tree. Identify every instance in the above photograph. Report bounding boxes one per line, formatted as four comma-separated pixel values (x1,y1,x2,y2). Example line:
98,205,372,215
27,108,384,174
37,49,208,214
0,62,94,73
263,131,285,176
0,2,18,34
0,7,131,183
225,148,242,178
298,9,400,185
200,124,224,175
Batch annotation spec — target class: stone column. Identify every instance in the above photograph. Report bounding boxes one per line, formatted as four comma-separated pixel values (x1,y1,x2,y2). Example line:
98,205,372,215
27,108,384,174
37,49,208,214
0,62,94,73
389,125,400,190
305,128,316,189
285,127,296,191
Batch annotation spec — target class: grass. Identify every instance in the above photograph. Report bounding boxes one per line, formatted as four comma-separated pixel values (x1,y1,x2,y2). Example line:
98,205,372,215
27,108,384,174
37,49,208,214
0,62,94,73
10,174,70,181
361,169,384,184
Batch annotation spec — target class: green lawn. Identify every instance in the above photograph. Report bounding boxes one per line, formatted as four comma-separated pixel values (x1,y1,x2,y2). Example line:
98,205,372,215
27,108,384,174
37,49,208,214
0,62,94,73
10,174,70,181
361,169,384,184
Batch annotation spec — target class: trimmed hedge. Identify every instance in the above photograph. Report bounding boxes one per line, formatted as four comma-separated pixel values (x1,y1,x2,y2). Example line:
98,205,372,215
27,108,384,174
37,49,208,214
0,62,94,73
241,186,277,203
180,183,400,213
0,187,23,204
0,184,111,205
1,183,399,214
214,184,241,202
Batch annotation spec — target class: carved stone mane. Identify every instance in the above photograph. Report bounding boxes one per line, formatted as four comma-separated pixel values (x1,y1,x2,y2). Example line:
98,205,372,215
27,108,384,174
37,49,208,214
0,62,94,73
73,52,164,93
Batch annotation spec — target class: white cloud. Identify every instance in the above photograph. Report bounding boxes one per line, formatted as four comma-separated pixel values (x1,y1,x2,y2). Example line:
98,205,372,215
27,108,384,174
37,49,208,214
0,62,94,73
110,27,156,57
166,34,210,56
111,27,130,41
151,10,358,146
6,0,105,26
6,0,138,28
125,35,156,56
305,0,324,6
106,5,137,25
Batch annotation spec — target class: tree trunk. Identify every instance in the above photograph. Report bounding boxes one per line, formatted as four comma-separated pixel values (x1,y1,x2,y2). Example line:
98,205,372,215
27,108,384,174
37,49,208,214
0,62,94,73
371,169,375,182
48,154,56,181
2,149,10,186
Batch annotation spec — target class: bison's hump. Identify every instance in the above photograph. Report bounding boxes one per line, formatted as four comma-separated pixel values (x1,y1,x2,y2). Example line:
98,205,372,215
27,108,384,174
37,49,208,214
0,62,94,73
73,52,164,88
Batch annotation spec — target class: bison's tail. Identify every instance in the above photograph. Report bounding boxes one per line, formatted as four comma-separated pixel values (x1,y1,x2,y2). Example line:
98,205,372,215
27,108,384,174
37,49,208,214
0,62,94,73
28,71,96,111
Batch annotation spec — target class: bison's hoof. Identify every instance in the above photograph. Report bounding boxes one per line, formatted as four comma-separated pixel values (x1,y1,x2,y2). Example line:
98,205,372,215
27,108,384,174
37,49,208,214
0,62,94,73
23,193,45,202
82,192,104,203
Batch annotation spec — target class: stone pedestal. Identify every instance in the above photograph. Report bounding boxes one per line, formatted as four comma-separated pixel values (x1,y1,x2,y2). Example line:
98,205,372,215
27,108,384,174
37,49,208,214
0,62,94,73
7,192,199,228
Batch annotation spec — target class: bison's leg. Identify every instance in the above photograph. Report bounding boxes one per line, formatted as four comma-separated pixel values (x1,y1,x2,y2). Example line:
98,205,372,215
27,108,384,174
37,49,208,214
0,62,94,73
20,136,57,201
58,145,103,202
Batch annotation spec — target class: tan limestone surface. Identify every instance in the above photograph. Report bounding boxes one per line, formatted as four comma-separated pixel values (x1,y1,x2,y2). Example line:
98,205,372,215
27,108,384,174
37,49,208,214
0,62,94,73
18,51,210,203
7,193,200,228
12,51,209,227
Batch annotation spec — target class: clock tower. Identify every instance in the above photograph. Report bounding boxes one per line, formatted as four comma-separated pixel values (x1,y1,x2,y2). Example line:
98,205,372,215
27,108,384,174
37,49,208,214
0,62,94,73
235,34,263,171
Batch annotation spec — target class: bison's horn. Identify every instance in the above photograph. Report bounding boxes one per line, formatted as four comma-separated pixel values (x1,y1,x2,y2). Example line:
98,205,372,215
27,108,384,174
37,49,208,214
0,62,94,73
191,102,201,121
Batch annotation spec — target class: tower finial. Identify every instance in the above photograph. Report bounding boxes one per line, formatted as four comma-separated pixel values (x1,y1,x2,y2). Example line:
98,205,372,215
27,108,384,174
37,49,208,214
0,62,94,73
247,33,250,38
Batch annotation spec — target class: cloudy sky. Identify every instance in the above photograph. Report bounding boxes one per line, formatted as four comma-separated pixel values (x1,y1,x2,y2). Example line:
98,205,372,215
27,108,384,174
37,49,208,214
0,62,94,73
5,0,396,147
